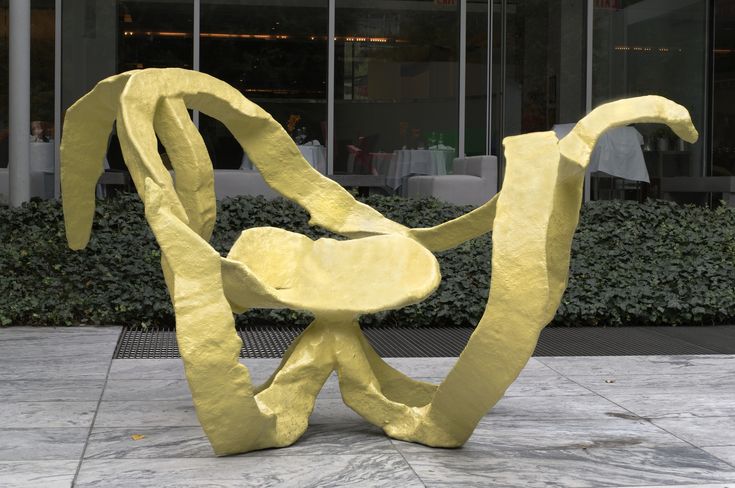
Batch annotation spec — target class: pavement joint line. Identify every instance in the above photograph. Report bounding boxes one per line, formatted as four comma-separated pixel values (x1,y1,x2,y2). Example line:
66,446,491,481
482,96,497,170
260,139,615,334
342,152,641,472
534,359,667,430
700,447,735,471
70,328,120,487
389,438,428,487
646,419,735,470
550,374,735,468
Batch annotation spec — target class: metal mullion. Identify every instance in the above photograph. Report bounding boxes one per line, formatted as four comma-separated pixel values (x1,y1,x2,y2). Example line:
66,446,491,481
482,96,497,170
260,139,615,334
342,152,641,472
585,0,593,202
193,0,200,127
498,0,506,185
54,0,61,198
703,0,712,179
459,0,466,157
487,0,492,156
327,0,335,175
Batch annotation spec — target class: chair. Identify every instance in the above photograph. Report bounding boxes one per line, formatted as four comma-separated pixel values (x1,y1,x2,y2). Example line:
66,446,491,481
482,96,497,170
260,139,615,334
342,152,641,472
346,134,379,175
406,155,498,206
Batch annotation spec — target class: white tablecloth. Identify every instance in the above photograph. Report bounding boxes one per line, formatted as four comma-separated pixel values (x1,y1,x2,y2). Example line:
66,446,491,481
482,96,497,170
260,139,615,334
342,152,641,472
241,144,326,173
297,145,327,173
382,149,454,189
553,124,648,183
30,142,54,173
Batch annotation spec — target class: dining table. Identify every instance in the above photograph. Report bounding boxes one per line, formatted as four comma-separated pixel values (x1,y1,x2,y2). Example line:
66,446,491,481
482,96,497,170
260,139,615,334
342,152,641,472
378,148,455,191
552,124,648,183
241,143,327,173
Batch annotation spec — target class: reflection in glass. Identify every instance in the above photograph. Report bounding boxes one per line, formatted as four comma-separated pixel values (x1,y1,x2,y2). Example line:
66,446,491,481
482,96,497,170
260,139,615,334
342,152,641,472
0,1,55,171
593,0,706,202
62,1,193,177
503,0,586,137
466,0,489,157
713,0,735,178
118,1,193,71
492,0,586,185
0,0,8,169
490,0,501,160
200,0,328,169
31,0,55,138
334,0,459,186
63,1,193,113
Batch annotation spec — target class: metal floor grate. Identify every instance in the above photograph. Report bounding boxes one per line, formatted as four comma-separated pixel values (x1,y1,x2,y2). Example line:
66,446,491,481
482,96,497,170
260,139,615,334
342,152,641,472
114,325,735,359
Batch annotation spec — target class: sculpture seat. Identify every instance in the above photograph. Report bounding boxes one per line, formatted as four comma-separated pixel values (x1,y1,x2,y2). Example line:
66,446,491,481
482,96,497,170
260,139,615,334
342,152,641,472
222,226,441,315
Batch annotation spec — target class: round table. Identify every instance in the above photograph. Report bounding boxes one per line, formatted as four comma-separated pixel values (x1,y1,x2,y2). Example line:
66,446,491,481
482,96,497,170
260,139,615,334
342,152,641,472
383,149,455,190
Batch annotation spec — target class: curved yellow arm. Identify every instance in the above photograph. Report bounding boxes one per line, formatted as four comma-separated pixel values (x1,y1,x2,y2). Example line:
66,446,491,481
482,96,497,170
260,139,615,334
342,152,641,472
118,69,409,238
154,98,217,240
60,72,137,249
408,194,498,252
393,97,699,445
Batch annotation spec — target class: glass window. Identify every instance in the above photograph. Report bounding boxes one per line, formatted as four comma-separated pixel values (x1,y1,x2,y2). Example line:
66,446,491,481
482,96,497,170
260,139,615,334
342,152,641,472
0,1,55,201
31,0,55,141
62,0,193,174
492,0,586,183
118,0,193,72
593,0,707,202
0,1,55,172
466,0,490,157
200,0,328,170
334,0,460,192
713,0,735,179
0,0,8,169
63,1,194,111
490,0,501,159
502,0,586,136
62,1,117,116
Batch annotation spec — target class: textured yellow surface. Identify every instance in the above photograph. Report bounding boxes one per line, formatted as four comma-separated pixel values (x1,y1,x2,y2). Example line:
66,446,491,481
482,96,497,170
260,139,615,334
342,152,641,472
61,69,697,455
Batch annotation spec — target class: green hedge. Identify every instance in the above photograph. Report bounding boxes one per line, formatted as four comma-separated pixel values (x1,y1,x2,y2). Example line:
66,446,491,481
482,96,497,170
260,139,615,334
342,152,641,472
1,194,734,328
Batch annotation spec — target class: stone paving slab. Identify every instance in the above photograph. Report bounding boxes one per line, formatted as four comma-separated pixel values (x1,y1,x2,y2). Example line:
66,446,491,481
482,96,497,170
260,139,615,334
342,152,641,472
401,447,735,487
0,460,79,488
0,401,98,428
566,372,735,395
703,447,735,467
84,423,393,459
1,326,734,487
0,379,106,402
616,485,733,488
598,392,735,419
394,417,690,454
74,455,425,487
538,355,735,376
0,428,88,461
651,417,735,447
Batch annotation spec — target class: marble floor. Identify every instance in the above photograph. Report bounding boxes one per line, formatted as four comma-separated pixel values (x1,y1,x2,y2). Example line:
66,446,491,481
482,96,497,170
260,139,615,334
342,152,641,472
1,326,734,488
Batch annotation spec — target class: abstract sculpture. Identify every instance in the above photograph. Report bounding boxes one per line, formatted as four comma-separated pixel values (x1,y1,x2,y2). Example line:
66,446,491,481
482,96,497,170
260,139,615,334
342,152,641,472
60,68,698,456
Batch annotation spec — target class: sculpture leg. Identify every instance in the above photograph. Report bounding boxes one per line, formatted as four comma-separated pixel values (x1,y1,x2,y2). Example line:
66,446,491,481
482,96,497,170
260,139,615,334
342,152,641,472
254,316,337,444
332,319,440,442
351,327,437,407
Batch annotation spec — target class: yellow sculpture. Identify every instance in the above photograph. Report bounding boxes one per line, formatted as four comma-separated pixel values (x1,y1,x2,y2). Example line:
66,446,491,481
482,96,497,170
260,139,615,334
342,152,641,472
60,68,698,456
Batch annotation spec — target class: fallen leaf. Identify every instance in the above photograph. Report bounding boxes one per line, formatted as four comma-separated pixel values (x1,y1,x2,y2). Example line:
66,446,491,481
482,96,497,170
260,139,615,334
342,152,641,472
131,434,145,441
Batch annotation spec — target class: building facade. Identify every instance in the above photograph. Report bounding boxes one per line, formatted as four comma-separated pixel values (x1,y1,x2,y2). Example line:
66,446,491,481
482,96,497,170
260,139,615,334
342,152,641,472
1,0,733,205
